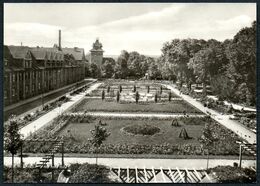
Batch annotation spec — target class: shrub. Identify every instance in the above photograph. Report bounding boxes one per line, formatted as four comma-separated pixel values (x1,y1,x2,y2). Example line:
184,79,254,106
155,93,158,103
168,91,172,102
133,85,136,92
116,91,120,103
101,90,105,101
135,91,139,104
69,163,117,183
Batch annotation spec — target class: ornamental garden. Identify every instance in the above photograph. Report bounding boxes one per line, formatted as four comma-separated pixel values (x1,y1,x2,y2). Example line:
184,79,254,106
21,80,252,158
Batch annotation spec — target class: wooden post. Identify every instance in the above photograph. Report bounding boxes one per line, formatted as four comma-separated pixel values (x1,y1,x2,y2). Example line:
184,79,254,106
61,142,64,167
239,145,243,168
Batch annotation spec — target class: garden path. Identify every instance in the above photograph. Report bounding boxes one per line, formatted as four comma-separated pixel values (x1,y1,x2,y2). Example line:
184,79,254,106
19,82,102,138
163,84,256,144
66,112,206,118
4,156,256,170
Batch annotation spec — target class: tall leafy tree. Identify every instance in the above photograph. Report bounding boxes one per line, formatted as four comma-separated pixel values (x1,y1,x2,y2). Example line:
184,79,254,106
102,60,114,78
115,50,129,79
225,21,256,105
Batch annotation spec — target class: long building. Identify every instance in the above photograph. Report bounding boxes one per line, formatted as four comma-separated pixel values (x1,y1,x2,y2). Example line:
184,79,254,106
4,31,86,106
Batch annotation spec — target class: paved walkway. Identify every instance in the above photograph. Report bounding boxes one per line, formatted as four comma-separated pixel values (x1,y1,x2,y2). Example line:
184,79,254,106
67,112,206,119
20,82,102,138
4,156,256,169
163,84,256,144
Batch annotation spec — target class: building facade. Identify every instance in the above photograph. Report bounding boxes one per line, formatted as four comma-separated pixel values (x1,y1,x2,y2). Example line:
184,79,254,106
4,45,86,106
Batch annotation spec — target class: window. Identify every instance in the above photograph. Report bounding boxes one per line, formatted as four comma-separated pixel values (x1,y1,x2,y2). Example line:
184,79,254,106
4,91,7,99
12,74,15,82
38,83,41,90
12,88,15,97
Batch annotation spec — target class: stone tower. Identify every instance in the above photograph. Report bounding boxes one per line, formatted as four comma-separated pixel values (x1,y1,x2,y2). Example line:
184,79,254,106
90,38,104,68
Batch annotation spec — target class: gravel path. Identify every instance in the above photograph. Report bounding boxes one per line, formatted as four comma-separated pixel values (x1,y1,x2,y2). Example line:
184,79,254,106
163,84,256,144
66,112,206,118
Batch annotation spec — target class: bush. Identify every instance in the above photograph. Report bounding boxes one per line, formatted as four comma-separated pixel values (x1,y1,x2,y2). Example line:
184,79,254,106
69,163,117,183
208,166,256,183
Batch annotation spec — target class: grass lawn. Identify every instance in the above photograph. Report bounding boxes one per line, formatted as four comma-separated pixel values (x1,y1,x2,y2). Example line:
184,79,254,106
72,98,202,113
58,118,203,145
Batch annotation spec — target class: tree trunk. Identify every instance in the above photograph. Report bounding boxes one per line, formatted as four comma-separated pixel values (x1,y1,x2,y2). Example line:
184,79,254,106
20,144,23,168
12,154,14,183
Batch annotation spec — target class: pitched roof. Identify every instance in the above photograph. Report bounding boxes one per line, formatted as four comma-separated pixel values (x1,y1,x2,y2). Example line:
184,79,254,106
62,47,85,61
30,47,64,61
7,45,31,59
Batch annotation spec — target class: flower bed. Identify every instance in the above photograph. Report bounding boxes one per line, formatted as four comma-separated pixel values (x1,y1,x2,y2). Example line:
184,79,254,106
22,117,248,157
122,124,160,136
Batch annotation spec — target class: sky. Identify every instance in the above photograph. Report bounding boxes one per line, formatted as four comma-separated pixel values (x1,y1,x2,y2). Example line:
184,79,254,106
4,3,256,56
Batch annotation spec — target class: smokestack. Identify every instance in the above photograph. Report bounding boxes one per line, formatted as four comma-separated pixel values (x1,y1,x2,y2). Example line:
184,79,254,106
58,30,61,51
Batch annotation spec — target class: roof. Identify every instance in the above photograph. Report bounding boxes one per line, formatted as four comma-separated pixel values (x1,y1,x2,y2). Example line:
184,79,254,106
62,47,85,61
7,45,31,59
30,47,64,61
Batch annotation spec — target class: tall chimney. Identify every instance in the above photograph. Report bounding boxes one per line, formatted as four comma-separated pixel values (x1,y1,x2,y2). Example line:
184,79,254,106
58,30,61,51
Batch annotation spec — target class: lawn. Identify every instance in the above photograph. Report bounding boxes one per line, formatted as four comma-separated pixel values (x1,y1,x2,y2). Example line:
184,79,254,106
22,116,243,156
72,98,202,113
58,118,204,145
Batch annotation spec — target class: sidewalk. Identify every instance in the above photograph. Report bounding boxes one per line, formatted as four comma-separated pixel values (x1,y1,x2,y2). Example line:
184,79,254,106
163,84,256,144
19,82,102,138
4,156,256,170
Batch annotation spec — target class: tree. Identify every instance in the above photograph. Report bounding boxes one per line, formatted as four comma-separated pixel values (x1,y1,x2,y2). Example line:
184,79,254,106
147,85,150,93
102,60,114,78
4,116,23,182
116,50,129,79
101,90,105,101
88,124,110,165
116,91,120,103
107,85,110,93
128,51,142,78
148,62,161,80
154,92,158,103
225,21,256,105
135,91,140,104
168,91,172,102
133,85,136,92
119,85,122,93
188,40,228,94
90,63,101,78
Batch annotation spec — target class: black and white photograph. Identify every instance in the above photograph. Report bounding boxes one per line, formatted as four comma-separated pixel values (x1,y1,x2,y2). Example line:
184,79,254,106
3,2,257,183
